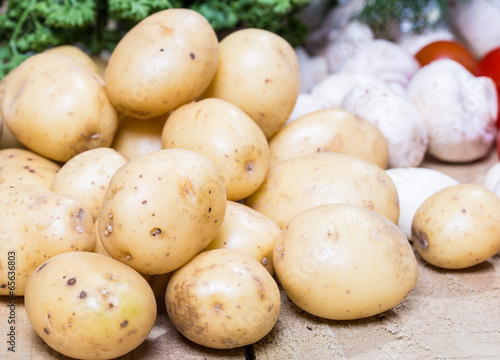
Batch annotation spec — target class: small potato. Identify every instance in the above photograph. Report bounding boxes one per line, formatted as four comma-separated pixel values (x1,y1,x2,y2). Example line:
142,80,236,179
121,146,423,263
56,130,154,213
202,201,280,274
0,148,60,189
166,249,280,349
0,184,95,295
269,108,389,168
274,203,418,320
44,45,99,74
246,153,399,228
112,115,167,159
105,9,219,119
412,184,500,269
0,73,24,150
1,53,118,162
25,252,157,360
98,149,226,275
50,148,129,220
162,98,270,200
202,28,300,139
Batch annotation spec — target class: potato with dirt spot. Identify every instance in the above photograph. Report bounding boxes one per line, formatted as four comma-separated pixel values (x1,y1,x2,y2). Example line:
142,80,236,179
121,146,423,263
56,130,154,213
412,184,500,269
274,203,418,320
202,201,280,274
0,183,95,296
25,251,157,360
104,8,219,119
268,108,389,168
98,148,226,275
50,148,128,221
0,53,118,162
246,152,399,228
201,28,300,139
0,148,60,189
166,249,280,349
161,98,270,201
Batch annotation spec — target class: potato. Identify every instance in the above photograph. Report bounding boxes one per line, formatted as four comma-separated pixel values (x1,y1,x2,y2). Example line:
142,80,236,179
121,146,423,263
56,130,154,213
274,203,418,320
269,108,389,168
104,9,219,119
0,184,95,296
166,249,280,349
202,201,280,274
246,152,399,228
44,45,99,74
0,72,24,150
112,115,167,159
1,53,118,162
202,28,300,139
412,184,500,269
0,148,60,189
25,252,157,360
98,149,226,275
50,148,128,221
162,98,270,200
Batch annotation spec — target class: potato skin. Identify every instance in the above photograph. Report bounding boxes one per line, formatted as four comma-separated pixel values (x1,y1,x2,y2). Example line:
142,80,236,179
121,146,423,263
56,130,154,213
0,184,95,295
269,109,389,168
1,53,118,162
162,98,270,200
98,149,226,275
105,9,219,119
246,152,400,228
166,249,280,349
274,204,418,320
412,184,500,269
0,148,60,189
202,28,300,139
24,252,157,360
44,45,99,74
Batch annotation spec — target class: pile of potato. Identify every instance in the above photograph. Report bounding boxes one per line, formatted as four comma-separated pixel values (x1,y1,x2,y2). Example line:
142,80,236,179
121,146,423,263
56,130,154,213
1,8,500,360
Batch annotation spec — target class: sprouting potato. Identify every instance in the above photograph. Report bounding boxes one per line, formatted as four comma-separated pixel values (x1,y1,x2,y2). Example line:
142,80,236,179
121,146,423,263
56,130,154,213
161,98,270,201
50,147,129,221
274,203,418,320
201,28,300,139
412,184,500,269
98,148,227,275
246,152,400,228
0,184,95,295
24,252,157,360
202,201,280,274
166,249,281,349
0,148,60,189
104,8,219,119
1,52,118,162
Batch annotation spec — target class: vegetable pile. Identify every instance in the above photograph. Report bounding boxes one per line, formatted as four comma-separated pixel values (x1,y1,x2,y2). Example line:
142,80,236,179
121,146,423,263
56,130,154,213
0,1,500,358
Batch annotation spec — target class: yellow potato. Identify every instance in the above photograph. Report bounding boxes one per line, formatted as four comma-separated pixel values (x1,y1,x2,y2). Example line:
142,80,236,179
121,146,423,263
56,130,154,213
274,204,417,320
0,148,60,189
269,108,389,168
1,53,118,162
0,184,95,295
98,149,226,275
0,72,24,150
50,148,129,221
246,152,399,228
44,45,99,74
202,201,280,274
25,252,157,360
162,98,270,200
112,114,168,159
166,249,280,349
412,184,500,269
202,28,300,139
105,9,219,119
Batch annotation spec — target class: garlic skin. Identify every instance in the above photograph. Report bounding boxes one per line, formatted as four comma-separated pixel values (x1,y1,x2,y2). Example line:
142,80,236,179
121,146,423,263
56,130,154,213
286,93,329,126
386,167,459,239
484,162,500,198
407,59,498,163
341,83,428,168
397,26,455,56
295,47,329,94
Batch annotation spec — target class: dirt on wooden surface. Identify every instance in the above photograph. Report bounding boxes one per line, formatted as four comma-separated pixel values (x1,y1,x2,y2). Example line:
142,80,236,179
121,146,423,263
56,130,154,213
1,148,499,360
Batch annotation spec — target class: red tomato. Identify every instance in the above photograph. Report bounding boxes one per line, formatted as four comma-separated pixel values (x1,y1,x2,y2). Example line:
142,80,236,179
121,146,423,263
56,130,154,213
476,47,500,129
415,40,478,73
